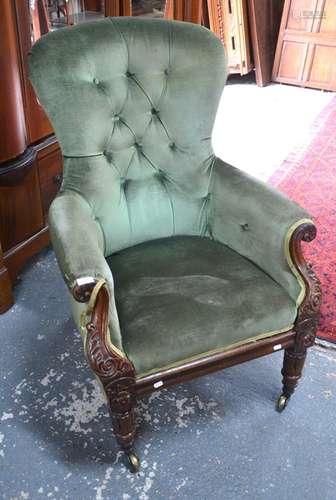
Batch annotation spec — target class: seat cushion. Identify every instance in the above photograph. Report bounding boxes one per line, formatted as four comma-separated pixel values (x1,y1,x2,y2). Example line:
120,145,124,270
107,236,297,375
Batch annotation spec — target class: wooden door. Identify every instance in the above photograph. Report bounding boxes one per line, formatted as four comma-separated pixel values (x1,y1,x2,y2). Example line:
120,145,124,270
273,0,336,90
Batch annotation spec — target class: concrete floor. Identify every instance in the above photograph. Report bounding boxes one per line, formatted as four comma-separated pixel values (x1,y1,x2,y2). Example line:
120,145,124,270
1,78,336,499
0,250,336,499
213,74,334,180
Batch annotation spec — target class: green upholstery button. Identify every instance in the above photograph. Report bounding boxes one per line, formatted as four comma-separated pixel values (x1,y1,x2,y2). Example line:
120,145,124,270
93,77,100,85
103,150,113,162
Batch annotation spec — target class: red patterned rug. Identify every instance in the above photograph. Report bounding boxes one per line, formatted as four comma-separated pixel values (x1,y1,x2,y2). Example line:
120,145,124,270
269,96,336,343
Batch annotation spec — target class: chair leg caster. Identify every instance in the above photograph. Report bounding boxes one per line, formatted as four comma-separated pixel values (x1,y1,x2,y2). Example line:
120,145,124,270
276,393,290,412
126,451,140,473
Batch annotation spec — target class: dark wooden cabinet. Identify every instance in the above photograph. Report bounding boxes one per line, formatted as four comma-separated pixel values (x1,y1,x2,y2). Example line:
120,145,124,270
0,2,66,313
37,143,64,219
0,158,44,253
0,138,62,313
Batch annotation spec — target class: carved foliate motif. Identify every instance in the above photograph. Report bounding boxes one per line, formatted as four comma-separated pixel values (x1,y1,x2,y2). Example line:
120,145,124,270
86,323,132,380
299,263,323,318
291,222,322,351
84,286,136,451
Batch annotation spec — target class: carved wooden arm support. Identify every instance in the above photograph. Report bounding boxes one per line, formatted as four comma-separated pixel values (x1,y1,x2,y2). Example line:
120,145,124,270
72,279,137,450
289,222,322,350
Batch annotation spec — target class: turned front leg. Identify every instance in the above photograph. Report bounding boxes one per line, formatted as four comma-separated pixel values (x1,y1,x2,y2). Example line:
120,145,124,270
281,348,307,397
277,222,322,412
111,406,136,452
103,376,137,453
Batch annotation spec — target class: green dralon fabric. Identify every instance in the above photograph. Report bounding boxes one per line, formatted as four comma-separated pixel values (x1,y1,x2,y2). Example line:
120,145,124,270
28,17,312,368
108,236,297,374
48,190,123,350
29,18,227,257
208,158,309,303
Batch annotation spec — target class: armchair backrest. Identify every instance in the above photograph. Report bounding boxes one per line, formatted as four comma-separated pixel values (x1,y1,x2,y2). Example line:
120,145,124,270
29,17,227,255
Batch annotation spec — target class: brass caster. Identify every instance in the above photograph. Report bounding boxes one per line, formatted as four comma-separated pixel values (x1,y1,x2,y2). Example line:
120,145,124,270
127,451,140,473
276,394,290,412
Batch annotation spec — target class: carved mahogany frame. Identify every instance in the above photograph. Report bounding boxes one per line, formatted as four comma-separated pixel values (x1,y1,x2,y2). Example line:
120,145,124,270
85,285,137,452
72,221,321,458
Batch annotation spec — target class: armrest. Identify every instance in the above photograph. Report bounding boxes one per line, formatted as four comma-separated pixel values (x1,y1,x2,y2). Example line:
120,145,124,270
49,190,123,351
49,190,108,288
208,157,314,305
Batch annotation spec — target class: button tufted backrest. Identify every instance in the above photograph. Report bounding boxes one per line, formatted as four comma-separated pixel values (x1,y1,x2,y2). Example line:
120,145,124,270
29,17,227,256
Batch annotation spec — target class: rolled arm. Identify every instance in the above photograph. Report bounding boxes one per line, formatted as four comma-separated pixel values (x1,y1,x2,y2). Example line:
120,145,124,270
49,190,124,351
49,191,109,288
208,157,314,304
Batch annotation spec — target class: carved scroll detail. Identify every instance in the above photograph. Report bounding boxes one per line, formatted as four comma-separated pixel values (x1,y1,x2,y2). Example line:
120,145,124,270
84,284,136,451
290,222,322,350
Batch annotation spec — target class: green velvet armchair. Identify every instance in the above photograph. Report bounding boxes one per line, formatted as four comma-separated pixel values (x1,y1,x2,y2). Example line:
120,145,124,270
29,17,321,472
